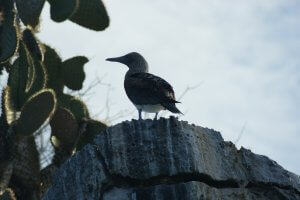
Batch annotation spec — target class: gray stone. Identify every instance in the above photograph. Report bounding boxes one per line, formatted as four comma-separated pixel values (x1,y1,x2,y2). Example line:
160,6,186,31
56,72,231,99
103,181,300,200
43,117,300,200
43,145,108,200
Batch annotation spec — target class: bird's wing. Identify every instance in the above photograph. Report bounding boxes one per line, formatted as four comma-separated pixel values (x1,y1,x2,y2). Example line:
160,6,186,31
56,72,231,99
124,72,179,105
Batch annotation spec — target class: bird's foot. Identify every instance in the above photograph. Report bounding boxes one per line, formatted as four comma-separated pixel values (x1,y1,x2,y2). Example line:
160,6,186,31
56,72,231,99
138,109,142,120
154,113,158,120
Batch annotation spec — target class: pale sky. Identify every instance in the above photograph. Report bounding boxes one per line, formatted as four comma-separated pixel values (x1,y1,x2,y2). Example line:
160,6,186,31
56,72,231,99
35,0,300,174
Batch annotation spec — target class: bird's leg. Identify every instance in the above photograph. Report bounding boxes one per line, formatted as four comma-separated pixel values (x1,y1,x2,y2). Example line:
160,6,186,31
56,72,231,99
138,109,142,120
154,112,158,120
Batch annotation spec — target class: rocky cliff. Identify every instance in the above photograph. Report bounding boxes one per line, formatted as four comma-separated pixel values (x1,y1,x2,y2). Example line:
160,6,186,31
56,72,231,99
43,117,300,200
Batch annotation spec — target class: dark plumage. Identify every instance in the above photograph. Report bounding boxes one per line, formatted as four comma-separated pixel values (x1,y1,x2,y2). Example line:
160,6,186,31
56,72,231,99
106,52,182,120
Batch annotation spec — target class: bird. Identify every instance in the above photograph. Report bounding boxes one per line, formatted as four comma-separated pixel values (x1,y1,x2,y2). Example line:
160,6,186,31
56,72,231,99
106,52,182,120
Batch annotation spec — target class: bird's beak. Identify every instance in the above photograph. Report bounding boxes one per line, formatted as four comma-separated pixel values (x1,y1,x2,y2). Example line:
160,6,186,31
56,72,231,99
106,56,124,63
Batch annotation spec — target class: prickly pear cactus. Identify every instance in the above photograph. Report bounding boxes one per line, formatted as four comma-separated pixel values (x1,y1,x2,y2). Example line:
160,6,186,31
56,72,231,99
16,89,56,136
43,45,64,93
22,29,43,61
48,0,79,22
61,56,88,90
70,0,110,31
0,0,110,198
16,0,46,28
0,1,19,63
2,87,17,125
50,107,78,152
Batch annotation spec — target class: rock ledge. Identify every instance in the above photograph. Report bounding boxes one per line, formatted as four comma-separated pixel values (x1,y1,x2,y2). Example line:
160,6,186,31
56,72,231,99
43,117,300,200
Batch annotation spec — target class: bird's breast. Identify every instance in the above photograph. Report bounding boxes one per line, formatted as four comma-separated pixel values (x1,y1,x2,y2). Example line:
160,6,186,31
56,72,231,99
134,104,164,113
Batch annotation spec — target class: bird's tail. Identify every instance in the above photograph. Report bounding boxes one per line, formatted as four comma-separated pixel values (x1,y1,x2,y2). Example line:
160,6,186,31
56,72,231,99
162,103,182,114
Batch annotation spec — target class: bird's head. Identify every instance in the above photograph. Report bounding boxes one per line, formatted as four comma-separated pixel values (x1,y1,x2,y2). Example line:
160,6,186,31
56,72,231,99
106,52,149,73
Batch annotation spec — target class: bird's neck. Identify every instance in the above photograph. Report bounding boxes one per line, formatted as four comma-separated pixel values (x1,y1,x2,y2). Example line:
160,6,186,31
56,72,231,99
126,62,149,76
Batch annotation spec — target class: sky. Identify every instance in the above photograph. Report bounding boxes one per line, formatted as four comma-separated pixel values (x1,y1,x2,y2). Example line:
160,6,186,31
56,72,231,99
12,0,300,174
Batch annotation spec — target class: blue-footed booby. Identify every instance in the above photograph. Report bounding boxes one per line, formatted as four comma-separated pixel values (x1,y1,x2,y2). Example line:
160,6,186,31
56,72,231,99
106,52,182,120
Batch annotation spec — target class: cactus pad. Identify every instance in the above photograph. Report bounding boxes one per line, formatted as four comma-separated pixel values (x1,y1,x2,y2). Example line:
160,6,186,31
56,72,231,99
70,0,109,31
43,45,64,93
16,0,46,28
50,107,78,151
57,94,89,121
0,14,18,63
18,42,34,101
61,56,88,90
8,40,43,110
7,52,30,110
25,56,47,98
22,29,43,61
48,0,79,22
2,87,17,125
69,97,89,120
16,89,56,136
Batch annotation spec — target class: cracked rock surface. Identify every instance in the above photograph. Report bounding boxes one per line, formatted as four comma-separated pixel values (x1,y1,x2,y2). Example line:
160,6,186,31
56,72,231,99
43,117,300,200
